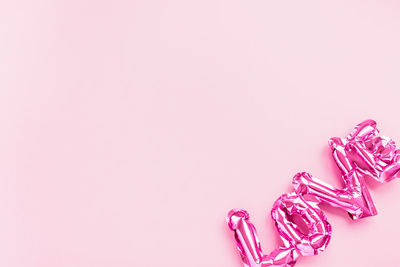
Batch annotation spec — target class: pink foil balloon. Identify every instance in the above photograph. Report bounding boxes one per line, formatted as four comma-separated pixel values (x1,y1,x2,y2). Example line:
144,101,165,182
293,120,400,220
292,171,376,220
227,120,400,266
227,193,331,267
270,193,331,257
343,119,400,183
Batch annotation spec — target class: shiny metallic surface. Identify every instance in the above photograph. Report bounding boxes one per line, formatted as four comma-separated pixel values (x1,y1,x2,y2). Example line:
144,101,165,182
345,120,400,183
293,120,400,220
270,193,331,257
226,120,399,266
292,170,376,220
227,208,299,267
227,194,331,267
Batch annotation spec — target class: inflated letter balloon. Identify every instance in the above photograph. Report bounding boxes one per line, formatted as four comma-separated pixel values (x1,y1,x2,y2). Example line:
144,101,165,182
292,171,376,220
227,209,299,267
270,193,331,257
343,120,400,183
293,120,400,219
226,120,400,266
227,193,331,267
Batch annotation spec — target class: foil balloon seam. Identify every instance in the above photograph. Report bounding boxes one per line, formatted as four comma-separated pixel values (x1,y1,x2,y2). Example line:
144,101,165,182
226,120,400,267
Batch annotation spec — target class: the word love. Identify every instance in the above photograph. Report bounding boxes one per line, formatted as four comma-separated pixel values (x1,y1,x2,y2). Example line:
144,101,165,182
227,120,400,267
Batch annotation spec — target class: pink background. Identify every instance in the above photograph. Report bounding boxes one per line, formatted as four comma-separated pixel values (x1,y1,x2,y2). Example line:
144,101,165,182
1,0,400,266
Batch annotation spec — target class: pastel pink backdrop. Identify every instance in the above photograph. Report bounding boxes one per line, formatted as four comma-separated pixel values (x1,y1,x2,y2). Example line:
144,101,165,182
1,0,400,267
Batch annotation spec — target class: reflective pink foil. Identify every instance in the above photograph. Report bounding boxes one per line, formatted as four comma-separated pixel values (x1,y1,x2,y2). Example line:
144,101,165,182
227,120,400,266
343,120,400,183
270,193,331,257
293,120,400,220
292,171,376,220
227,193,331,267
